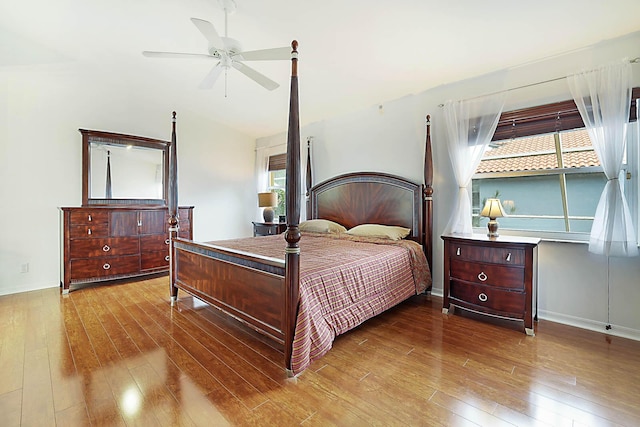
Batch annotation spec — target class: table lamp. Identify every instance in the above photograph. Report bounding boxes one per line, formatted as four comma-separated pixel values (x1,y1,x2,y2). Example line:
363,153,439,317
480,198,506,237
258,192,278,222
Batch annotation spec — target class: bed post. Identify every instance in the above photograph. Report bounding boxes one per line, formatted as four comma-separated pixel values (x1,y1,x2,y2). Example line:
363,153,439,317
305,137,312,219
284,40,301,376
168,111,179,305
423,115,433,276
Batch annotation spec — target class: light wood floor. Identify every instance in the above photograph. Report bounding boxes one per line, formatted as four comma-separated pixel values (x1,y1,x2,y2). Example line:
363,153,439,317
1,277,639,426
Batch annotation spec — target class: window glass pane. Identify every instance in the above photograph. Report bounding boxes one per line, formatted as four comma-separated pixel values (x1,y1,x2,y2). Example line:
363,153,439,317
474,175,566,232
269,169,286,217
565,172,606,232
473,128,606,235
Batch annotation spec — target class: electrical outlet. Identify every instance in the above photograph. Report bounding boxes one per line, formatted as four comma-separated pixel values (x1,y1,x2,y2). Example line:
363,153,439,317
20,263,29,273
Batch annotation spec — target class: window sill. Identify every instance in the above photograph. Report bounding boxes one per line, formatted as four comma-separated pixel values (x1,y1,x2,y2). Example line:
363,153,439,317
472,227,589,244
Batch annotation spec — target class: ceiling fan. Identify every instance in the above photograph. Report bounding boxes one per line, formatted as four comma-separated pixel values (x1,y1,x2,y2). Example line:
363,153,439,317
142,0,290,92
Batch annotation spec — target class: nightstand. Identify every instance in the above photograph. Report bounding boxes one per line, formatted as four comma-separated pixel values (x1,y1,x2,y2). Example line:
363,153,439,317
252,222,286,237
441,233,540,335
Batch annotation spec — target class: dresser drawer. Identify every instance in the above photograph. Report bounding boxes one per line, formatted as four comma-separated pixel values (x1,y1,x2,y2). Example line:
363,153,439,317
70,255,140,280
141,251,170,271
69,223,109,239
450,280,525,319
450,259,524,290
70,237,139,258
69,210,109,225
450,243,525,266
140,234,170,252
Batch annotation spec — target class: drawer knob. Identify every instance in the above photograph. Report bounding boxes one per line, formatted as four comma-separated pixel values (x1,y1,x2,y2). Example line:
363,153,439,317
456,247,461,256
478,272,488,282
102,245,111,252
478,293,488,302
165,239,170,245
87,228,92,235
165,255,170,261
88,214,92,222
506,253,512,262
103,263,111,270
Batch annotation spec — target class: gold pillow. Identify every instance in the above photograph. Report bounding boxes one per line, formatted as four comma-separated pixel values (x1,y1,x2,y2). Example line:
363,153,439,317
346,224,411,240
299,219,347,234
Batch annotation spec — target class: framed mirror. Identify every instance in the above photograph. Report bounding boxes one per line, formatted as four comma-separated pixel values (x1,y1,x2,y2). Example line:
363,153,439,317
81,129,170,206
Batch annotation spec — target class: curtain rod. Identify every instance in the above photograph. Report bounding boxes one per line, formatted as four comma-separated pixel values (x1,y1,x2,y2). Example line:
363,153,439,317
438,57,640,107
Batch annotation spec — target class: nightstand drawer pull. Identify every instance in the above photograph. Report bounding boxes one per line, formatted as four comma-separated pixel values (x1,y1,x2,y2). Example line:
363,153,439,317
478,292,488,302
506,253,512,262
478,272,488,282
165,255,170,261
165,239,170,245
456,247,461,256
103,263,111,270
88,214,92,222
102,245,110,252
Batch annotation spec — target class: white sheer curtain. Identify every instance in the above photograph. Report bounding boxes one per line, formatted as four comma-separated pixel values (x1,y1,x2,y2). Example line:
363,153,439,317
443,93,505,234
568,60,638,257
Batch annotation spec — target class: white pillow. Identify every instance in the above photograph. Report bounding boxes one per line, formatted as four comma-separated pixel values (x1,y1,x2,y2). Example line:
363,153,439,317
346,224,411,240
299,219,347,234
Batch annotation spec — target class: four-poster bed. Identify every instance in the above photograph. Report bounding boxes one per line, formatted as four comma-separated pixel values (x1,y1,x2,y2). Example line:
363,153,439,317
166,41,434,375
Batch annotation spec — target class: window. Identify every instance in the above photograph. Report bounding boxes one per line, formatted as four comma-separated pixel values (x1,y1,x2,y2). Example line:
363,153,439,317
473,129,606,233
472,89,639,239
268,153,286,218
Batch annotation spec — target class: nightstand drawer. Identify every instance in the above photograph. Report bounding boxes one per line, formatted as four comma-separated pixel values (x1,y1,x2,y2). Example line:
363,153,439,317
450,280,525,318
450,259,524,290
252,222,286,237
450,243,525,266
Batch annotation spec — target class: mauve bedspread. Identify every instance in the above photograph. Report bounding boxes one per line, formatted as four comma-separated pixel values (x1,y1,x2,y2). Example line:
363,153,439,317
206,232,431,375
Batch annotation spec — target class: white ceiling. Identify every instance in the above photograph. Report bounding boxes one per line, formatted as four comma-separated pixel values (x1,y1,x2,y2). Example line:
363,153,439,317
2,0,640,138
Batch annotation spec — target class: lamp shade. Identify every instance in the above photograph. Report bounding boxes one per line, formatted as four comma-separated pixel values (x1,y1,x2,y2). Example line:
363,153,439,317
258,192,278,208
480,198,506,219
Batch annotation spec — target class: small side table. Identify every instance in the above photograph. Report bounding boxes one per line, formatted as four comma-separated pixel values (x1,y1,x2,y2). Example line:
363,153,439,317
252,222,286,237
441,233,540,335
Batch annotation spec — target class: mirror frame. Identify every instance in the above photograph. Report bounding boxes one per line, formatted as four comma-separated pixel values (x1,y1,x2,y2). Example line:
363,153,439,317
81,129,170,207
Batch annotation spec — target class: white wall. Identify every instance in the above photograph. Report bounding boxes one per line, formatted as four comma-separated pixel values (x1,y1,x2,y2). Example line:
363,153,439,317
0,61,256,296
257,31,640,340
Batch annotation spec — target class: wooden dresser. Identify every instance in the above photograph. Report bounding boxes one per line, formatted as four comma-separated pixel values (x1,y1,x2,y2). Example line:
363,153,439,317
441,233,540,335
61,206,193,293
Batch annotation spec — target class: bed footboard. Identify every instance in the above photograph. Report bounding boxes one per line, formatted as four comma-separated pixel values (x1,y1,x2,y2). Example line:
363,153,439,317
172,238,287,345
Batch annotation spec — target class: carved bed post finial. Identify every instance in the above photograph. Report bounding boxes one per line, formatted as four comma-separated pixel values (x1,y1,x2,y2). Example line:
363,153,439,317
290,40,298,77
169,111,179,305
423,115,433,274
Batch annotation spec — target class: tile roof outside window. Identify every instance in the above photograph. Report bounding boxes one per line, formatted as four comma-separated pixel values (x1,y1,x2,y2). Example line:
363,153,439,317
476,129,599,174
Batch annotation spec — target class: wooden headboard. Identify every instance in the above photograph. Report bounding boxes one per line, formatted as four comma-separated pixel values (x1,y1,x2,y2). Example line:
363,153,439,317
308,172,425,247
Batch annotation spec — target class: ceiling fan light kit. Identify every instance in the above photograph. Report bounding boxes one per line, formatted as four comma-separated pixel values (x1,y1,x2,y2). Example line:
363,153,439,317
142,0,289,93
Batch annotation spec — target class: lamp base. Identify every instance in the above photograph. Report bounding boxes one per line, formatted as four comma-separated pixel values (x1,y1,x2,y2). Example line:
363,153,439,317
487,219,499,237
262,207,275,223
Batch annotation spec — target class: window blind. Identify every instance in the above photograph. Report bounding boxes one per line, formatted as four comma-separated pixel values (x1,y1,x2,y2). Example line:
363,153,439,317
492,87,639,142
268,153,287,171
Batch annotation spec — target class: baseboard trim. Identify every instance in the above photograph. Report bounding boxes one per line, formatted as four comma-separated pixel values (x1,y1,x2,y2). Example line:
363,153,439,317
538,309,640,342
0,282,58,297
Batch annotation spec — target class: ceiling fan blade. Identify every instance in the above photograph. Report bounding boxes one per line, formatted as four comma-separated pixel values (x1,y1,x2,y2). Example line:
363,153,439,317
232,62,279,91
233,46,291,61
190,18,225,51
142,51,213,59
198,62,223,89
